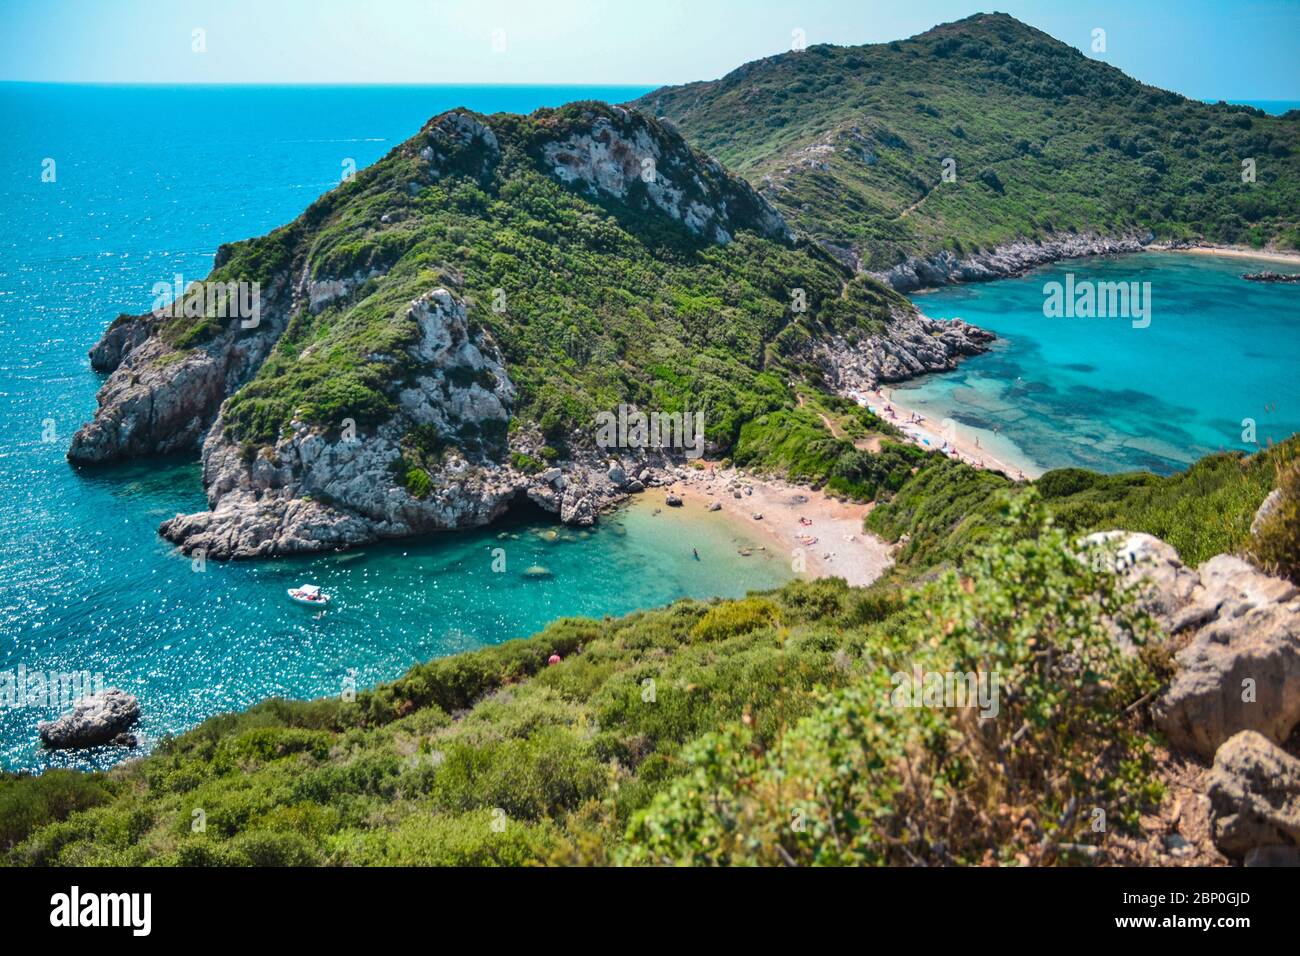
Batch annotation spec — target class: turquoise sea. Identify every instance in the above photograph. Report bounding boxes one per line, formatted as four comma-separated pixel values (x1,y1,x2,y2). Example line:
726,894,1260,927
902,251,1300,476
0,84,798,773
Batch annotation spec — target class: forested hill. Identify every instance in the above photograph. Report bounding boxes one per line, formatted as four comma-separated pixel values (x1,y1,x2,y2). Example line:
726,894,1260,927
630,13,1300,272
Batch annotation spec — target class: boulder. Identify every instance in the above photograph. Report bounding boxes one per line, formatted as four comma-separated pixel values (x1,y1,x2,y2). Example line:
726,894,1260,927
1206,730,1300,860
1154,555,1300,759
607,465,627,486
1079,531,1201,628
38,689,140,749
665,495,683,507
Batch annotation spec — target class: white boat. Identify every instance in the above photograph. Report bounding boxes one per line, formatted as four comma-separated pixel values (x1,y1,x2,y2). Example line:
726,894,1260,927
287,583,331,607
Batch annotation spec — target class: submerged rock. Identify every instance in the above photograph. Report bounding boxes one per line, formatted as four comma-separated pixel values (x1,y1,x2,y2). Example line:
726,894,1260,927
1242,271,1300,283
38,689,140,749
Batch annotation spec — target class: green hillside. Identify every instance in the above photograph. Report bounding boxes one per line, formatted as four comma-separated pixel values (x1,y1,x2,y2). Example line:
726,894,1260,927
139,101,912,491
630,13,1300,271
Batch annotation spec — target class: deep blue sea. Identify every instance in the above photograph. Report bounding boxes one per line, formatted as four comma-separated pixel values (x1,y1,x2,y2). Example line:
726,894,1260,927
0,84,800,773
903,252,1300,476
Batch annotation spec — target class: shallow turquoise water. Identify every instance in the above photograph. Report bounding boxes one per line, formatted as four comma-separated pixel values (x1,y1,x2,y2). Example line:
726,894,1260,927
901,251,1300,476
0,84,799,773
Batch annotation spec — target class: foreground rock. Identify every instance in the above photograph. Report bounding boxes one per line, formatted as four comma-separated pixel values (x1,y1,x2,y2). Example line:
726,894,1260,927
1155,555,1300,760
870,232,1151,293
1206,731,1300,861
38,689,140,749
1084,531,1300,760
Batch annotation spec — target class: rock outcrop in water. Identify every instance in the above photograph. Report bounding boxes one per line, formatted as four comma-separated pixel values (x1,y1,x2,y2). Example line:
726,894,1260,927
1242,271,1300,283
157,287,632,558
38,689,140,749
816,305,994,391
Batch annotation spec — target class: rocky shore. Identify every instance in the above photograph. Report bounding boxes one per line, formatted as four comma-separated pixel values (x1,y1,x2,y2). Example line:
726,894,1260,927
816,304,995,392
148,293,992,560
38,689,141,750
869,232,1153,293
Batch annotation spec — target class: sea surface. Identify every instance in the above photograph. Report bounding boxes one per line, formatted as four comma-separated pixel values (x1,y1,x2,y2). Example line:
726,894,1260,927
0,84,798,773
902,251,1300,476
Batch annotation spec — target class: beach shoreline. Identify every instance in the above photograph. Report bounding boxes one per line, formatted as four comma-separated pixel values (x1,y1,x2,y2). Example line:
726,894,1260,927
851,385,1042,481
643,466,895,588
1159,244,1300,266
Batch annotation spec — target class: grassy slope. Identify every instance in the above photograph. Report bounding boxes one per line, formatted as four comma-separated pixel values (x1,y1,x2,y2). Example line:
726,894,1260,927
867,436,1297,573
630,13,1300,270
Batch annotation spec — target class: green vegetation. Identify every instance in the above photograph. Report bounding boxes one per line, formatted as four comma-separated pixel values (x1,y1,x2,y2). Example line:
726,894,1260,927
632,13,1300,269
26,15,1296,867
867,436,1296,572
162,101,912,483
2,500,1172,866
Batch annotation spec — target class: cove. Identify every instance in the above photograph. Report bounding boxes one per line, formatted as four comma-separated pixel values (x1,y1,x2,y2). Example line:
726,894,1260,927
900,251,1300,476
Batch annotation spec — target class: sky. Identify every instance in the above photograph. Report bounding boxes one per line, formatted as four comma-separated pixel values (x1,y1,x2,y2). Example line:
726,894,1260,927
1,0,1296,99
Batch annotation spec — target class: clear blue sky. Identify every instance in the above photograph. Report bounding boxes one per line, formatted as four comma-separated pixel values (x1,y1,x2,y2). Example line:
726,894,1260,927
2,0,1296,98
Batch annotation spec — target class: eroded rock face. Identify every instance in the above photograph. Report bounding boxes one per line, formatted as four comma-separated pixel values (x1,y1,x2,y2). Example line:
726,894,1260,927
67,277,292,464
1206,730,1300,860
818,305,995,392
156,289,647,559
37,689,140,749
539,107,792,246
872,233,1152,292
160,289,519,558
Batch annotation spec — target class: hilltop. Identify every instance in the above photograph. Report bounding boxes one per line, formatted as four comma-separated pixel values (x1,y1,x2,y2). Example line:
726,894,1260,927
631,13,1300,285
67,102,987,557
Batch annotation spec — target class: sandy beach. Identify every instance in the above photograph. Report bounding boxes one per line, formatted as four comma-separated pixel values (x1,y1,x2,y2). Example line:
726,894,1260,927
849,386,1041,481
1164,244,1300,267
652,466,895,587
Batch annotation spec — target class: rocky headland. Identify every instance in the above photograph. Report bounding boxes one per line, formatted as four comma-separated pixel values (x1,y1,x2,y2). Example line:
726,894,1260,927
68,105,993,560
